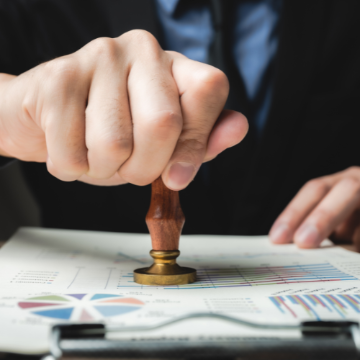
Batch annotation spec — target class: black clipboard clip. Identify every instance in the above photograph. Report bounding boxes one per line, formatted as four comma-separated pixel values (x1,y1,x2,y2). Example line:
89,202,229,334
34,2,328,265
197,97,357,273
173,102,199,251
42,313,360,360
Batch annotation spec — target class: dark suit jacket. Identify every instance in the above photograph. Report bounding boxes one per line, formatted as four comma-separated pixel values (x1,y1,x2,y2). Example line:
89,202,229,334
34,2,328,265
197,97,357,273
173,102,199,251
0,0,359,235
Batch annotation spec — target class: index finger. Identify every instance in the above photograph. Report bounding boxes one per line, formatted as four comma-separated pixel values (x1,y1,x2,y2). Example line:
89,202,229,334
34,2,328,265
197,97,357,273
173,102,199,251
294,178,360,248
269,177,334,244
162,53,229,190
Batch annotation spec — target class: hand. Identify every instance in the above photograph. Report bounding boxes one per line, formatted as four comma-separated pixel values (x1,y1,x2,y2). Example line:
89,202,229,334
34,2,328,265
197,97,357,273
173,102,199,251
269,167,360,250
0,30,248,190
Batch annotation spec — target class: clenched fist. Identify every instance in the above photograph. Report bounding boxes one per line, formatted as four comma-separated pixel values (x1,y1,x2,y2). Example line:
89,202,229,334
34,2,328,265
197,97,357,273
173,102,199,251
0,30,248,190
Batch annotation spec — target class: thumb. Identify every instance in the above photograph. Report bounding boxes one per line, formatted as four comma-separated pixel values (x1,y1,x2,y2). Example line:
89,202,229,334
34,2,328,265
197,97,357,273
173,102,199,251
204,109,248,162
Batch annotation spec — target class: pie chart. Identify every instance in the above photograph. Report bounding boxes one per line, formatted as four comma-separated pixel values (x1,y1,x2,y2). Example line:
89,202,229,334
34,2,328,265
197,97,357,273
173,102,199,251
18,293,145,321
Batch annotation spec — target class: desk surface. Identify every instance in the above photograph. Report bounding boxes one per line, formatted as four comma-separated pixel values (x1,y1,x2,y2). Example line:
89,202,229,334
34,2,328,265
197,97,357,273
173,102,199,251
0,241,356,252
340,244,357,252
0,238,357,360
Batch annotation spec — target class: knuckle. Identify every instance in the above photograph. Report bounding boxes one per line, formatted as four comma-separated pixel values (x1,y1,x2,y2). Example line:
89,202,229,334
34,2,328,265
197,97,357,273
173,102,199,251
122,29,159,48
88,37,118,61
313,208,336,227
144,110,182,138
51,133,88,174
89,132,133,159
305,178,330,195
120,30,161,60
193,67,229,99
172,136,207,165
104,135,133,156
346,166,360,177
42,58,80,99
340,176,360,191
43,57,78,83
62,153,88,174
177,137,206,155
21,94,35,120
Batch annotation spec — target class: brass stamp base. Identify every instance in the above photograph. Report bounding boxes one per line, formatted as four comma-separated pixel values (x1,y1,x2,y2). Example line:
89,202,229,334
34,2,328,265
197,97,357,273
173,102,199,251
134,250,196,285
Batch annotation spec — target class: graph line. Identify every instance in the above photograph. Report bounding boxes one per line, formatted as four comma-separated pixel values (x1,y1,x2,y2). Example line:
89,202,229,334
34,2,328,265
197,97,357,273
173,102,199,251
117,263,356,290
104,268,116,290
67,267,83,289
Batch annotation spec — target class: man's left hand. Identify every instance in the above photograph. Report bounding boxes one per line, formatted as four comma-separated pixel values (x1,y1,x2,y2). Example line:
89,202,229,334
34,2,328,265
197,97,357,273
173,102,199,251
269,167,360,250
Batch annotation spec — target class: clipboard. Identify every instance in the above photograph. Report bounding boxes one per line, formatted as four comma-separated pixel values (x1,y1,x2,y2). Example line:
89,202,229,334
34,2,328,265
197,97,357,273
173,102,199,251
2,229,360,359
40,313,360,360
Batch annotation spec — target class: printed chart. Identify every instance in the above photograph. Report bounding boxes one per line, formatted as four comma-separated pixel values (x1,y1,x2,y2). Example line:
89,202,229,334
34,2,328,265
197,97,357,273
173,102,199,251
11,270,59,285
117,263,356,290
271,294,360,320
18,293,144,321
181,252,305,262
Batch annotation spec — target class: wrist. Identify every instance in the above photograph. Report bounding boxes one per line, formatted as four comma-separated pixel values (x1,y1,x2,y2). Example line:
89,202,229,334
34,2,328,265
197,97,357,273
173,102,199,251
0,73,16,158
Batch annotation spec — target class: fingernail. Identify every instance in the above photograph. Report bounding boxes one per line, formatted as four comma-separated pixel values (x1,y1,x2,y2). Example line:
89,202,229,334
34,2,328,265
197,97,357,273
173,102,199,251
295,225,320,247
167,162,196,190
270,223,290,244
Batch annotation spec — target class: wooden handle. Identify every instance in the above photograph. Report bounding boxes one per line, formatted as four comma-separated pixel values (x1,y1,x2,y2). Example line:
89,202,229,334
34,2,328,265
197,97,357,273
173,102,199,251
146,177,185,251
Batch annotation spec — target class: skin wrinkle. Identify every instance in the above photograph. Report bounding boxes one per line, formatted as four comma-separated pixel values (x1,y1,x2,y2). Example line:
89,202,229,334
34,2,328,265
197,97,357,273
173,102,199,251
86,99,131,144
0,77,46,161
171,141,205,167
84,48,132,179
271,166,360,248
143,110,182,135
0,29,248,189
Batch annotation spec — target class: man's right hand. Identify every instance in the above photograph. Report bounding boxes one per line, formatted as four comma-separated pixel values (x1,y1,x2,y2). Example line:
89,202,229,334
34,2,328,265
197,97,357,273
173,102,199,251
0,30,248,190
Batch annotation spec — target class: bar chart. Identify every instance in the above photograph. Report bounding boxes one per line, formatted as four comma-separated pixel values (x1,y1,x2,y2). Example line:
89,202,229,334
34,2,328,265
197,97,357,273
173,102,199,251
270,294,360,320
117,263,357,290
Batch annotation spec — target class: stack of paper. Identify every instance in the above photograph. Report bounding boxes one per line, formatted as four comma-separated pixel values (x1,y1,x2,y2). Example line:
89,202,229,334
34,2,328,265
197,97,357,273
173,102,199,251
1,227,360,354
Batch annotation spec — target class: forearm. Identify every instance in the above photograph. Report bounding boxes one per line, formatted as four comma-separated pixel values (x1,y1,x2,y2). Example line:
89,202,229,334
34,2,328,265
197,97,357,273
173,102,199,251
0,73,16,157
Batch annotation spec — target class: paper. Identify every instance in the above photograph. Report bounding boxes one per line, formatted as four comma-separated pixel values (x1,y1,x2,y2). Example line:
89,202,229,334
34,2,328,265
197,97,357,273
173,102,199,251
1,227,360,354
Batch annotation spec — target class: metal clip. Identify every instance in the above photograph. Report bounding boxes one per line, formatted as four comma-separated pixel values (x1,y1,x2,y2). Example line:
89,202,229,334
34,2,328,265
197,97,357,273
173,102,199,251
44,314,360,359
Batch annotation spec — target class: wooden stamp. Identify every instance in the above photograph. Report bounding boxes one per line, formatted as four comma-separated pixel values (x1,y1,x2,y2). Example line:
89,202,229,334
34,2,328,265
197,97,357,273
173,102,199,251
133,177,197,285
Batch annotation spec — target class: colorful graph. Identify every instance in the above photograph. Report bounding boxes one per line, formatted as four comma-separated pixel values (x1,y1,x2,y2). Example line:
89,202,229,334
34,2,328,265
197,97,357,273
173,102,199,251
18,293,144,321
181,252,304,262
271,294,360,320
117,263,356,290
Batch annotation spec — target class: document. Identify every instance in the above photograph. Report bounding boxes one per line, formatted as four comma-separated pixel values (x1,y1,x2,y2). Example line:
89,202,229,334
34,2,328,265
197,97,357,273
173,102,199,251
1,227,360,354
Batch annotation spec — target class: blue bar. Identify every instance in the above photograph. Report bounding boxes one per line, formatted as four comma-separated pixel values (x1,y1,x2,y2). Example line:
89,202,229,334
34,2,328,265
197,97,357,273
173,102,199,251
304,295,317,305
313,295,332,312
282,263,329,267
330,295,347,309
300,296,320,320
321,296,345,319
339,295,360,313
348,295,360,305
287,296,298,304
269,297,285,313
285,277,356,281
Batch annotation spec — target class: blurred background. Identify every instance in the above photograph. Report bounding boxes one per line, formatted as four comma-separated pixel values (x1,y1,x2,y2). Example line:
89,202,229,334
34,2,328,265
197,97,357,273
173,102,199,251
0,162,40,240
